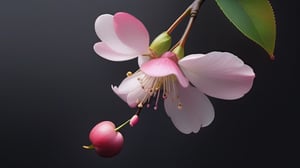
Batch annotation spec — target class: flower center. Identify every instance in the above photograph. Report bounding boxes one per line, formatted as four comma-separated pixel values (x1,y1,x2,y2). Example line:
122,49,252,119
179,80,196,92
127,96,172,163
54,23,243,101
136,73,183,110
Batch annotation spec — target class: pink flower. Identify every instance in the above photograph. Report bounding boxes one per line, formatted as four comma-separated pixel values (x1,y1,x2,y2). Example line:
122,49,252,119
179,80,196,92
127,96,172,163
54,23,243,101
112,51,255,134
93,12,150,62
94,12,255,134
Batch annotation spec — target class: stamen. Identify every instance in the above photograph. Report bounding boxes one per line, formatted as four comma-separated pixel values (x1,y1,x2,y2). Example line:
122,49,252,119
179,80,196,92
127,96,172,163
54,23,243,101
138,103,143,108
177,102,183,110
154,88,161,110
149,88,154,94
126,71,132,77
135,72,182,111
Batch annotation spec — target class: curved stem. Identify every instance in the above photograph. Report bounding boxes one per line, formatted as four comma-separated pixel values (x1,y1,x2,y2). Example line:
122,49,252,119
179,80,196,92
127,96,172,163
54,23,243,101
166,8,191,34
82,144,94,150
179,17,196,47
178,0,205,47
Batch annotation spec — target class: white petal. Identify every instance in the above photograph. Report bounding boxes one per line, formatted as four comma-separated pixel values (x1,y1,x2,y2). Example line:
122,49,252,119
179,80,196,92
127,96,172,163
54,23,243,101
127,86,147,108
116,71,143,94
111,85,128,104
179,52,255,100
94,14,136,55
138,55,150,67
111,71,146,107
164,84,215,134
94,42,138,61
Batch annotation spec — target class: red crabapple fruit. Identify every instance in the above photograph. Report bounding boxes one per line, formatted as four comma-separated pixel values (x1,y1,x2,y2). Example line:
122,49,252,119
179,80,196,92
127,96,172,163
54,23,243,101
89,121,124,157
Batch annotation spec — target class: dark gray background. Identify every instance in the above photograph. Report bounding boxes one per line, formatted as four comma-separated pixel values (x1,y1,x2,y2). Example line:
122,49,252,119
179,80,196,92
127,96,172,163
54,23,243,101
0,0,298,167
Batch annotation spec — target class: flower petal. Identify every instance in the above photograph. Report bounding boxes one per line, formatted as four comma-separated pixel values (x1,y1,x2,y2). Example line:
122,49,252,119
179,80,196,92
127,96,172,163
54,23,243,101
138,55,150,67
111,85,128,104
126,86,146,108
94,14,136,55
140,52,189,87
111,71,146,108
164,84,215,134
179,52,255,100
94,42,138,61
114,12,150,54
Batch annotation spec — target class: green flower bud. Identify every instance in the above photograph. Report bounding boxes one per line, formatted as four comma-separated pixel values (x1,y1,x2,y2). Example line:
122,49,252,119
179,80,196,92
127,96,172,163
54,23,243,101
172,45,185,59
149,32,172,57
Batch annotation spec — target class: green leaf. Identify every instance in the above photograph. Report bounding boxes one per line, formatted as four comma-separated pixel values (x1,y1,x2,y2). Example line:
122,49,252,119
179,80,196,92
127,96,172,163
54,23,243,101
215,0,276,59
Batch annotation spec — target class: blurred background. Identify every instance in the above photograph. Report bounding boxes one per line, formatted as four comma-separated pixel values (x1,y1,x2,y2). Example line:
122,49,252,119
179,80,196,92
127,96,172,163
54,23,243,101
0,0,298,167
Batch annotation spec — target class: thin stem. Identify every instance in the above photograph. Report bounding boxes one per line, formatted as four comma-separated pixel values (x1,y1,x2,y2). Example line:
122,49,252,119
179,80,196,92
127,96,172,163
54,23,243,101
178,16,196,47
166,8,191,34
136,107,142,116
82,144,94,150
114,119,130,131
178,0,205,47
114,107,142,131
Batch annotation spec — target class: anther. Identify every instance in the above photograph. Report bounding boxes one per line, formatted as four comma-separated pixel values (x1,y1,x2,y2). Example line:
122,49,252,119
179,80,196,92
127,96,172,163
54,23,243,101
177,103,183,110
138,103,143,108
126,71,132,77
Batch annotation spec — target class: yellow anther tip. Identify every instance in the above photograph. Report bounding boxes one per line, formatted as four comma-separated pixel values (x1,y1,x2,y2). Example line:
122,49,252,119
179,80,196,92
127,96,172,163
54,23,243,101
126,71,132,77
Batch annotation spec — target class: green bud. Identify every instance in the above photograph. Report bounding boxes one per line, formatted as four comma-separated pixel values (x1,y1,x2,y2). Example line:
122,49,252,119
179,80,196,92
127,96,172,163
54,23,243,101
149,32,172,57
172,45,185,59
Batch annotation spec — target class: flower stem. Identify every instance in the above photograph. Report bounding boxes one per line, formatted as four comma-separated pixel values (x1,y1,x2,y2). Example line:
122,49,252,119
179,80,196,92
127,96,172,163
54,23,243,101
166,8,191,34
114,108,142,131
82,144,94,150
179,0,205,47
114,119,130,131
166,0,205,37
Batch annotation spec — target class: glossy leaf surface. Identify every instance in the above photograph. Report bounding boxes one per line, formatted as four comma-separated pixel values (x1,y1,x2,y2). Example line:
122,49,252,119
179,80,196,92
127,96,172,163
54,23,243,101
215,0,276,59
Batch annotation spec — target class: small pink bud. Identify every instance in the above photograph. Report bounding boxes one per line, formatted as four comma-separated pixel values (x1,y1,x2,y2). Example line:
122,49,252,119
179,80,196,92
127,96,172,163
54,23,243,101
129,115,139,127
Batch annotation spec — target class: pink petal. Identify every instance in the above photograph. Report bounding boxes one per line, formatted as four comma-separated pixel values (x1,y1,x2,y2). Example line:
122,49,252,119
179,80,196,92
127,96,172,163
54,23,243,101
111,71,146,108
94,14,136,55
179,52,255,100
138,55,150,67
140,52,189,87
114,12,150,54
94,42,138,61
164,84,215,134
